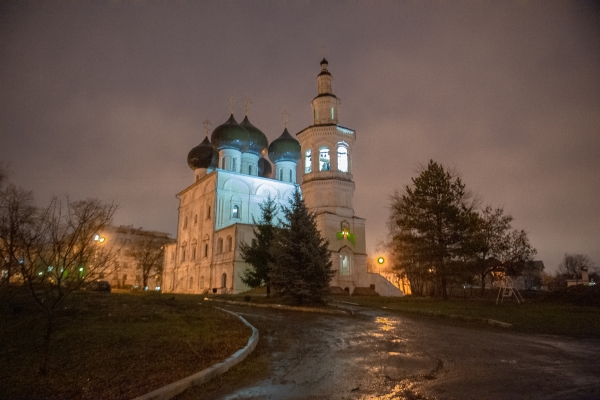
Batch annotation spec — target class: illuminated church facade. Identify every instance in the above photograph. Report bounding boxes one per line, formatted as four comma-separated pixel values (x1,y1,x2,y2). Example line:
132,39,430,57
162,59,402,297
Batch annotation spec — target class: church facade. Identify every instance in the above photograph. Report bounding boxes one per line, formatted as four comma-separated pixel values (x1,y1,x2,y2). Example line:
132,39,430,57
162,59,402,297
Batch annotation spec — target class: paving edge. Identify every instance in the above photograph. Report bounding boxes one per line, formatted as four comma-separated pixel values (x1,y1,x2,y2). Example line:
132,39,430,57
379,307,513,328
132,307,259,400
204,298,352,315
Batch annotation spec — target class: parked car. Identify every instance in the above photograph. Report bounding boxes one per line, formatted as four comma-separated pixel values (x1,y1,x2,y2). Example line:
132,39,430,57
87,280,111,292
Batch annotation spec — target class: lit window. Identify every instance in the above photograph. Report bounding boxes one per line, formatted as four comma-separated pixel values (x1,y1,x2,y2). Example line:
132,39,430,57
331,107,334,120
232,205,239,219
340,253,350,275
319,147,330,171
337,145,348,172
305,149,312,174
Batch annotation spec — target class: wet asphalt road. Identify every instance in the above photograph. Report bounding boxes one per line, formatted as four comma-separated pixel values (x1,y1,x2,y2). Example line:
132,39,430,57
178,304,600,400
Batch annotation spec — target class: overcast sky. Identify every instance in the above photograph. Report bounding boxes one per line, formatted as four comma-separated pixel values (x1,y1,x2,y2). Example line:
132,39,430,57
1,1,599,273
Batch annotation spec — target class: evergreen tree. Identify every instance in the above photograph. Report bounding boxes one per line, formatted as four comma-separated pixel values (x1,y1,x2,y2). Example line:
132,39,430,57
270,188,333,304
239,196,278,297
390,160,474,299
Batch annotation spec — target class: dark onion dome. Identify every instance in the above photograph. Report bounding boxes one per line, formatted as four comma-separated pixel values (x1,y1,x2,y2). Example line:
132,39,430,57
268,128,301,163
318,58,331,76
258,157,273,178
211,114,250,152
187,136,215,169
240,116,268,155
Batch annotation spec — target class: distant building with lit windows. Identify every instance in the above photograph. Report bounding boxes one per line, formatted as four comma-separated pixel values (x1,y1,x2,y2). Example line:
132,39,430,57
162,59,402,296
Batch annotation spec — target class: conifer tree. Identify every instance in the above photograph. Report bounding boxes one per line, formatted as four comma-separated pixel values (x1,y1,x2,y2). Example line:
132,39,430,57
240,196,278,297
270,188,333,304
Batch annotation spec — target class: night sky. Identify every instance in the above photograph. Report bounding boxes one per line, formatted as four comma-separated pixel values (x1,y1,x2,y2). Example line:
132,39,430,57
1,1,599,273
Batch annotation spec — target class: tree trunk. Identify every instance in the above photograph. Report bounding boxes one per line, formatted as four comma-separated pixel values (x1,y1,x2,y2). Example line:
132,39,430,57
39,312,53,375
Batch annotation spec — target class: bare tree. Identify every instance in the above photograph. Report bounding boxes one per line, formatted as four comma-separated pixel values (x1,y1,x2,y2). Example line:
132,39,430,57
558,254,594,281
0,184,37,289
127,235,169,289
18,196,117,374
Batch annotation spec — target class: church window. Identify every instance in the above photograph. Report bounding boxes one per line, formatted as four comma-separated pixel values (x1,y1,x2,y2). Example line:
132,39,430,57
226,236,233,252
200,276,205,290
331,107,335,120
232,157,237,172
232,205,240,219
206,205,211,219
194,214,198,224
319,147,330,171
183,216,188,229
340,252,351,275
221,273,227,288
248,165,253,175
220,157,226,169
189,276,193,290
181,247,186,262
191,246,196,261
217,238,223,254
289,170,292,182
314,109,318,122
337,145,348,172
305,149,312,174
204,243,209,257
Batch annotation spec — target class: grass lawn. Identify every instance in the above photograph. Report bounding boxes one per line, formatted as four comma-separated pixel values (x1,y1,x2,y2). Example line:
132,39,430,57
343,295,600,338
0,288,251,400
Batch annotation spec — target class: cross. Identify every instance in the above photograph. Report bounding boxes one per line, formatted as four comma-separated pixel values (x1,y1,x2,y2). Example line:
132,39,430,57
228,96,237,114
243,97,251,116
203,119,212,136
282,110,290,128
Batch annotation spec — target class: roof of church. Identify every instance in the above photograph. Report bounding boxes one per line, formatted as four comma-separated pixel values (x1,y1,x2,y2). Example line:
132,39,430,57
240,115,268,156
268,128,301,163
187,136,215,170
211,114,250,152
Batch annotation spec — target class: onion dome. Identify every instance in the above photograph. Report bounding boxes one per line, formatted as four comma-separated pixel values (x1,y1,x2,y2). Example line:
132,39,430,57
258,157,273,178
240,116,268,156
211,114,250,152
268,128,301,163
187,136,215,169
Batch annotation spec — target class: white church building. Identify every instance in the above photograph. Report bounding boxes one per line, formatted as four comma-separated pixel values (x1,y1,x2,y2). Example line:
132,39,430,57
162,59,402,297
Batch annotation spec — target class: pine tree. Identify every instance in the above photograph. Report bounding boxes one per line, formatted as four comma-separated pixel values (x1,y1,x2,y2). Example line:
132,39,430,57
270,188,333,304
239,196,278,297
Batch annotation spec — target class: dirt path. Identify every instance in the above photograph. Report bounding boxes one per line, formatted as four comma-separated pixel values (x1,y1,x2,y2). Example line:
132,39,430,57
176,304,600,399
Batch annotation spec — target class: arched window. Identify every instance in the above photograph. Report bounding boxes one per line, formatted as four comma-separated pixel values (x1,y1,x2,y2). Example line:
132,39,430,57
200,276,205,290
319,147,330,171
340,251,351,276
337,145,348,172
226,236,233,252
206,205,211,219
189,276,193,290
181,246,186,262
248,165,253,175
232,204,240,219
221,273,227,288
305,149,312,174
331,107,335,120
217,238,223,254
191,246,196,261
204,243,209,257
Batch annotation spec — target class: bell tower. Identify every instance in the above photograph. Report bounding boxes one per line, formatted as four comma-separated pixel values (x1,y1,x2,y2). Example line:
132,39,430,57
296,59,367,292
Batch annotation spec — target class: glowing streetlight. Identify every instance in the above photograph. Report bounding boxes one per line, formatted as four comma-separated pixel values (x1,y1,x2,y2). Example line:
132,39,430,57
377,257,385,264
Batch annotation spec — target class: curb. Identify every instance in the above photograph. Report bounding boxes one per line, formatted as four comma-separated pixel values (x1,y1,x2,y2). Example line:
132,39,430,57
204,298,352,315
132,307,259,400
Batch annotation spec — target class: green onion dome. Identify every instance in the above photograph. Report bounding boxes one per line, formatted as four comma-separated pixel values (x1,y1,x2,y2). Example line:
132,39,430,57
211,114,250,152
240,116,268,156
187,136,215,169
258,157,273,178
268,128,301,163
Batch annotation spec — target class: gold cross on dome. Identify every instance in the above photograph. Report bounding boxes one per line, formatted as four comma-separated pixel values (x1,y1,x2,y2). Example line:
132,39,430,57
243,97,251,116
228,96,237,114
282,110,290,128
203,119,212,136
